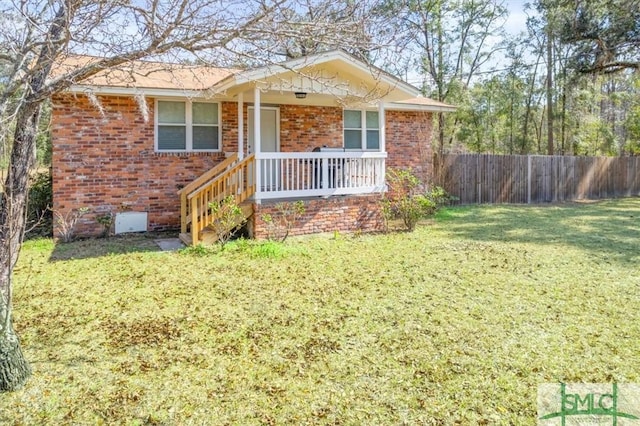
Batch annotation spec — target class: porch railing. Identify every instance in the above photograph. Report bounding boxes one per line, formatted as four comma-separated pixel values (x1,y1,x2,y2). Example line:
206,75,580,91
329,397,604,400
255,151,386,199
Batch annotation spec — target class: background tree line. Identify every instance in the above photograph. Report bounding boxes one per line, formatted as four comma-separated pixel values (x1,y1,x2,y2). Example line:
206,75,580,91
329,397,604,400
379,0,640,157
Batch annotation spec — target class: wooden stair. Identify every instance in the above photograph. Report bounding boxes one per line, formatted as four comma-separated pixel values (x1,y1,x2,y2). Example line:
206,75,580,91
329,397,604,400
179,201,253,246
178,154,256,246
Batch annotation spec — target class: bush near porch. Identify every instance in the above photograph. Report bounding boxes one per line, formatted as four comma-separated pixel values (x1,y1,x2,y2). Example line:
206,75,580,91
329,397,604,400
3,198,640,424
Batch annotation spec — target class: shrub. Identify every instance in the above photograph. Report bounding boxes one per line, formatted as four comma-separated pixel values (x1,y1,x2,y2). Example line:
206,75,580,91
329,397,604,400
54,207,89,243
382,168,423,231
26,171,53,237
208,195,246,247
95,212,114,238
261,201,305,242
382,169,455,231
380,198,394,232
392,193,432,231
386,168,421,201
426,185,458,207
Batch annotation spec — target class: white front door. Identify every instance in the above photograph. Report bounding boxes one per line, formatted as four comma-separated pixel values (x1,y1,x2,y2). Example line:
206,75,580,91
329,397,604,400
248,107,280,190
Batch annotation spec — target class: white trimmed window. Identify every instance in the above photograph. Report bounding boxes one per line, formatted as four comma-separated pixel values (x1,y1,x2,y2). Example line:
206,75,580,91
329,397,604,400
343,110,380,150
155,100,220,152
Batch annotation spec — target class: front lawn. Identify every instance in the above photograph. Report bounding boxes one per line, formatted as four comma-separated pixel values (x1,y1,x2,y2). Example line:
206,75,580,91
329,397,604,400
2,199,640,424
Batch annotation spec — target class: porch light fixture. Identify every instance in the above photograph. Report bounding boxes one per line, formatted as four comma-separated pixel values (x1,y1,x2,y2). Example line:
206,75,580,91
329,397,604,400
294,92,307,99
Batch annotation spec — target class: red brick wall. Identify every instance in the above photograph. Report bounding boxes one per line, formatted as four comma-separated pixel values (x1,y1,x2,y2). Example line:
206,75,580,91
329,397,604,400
52,95,433,237
252,195,384,239
51,94,237,236
385,110,434,184
279,105,343,152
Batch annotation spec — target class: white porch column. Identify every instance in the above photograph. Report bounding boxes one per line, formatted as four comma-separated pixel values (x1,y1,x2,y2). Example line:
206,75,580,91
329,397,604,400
254,86,262,202
379,101,386,188
237,91,244,160
254,86,261,154
378,101,386,153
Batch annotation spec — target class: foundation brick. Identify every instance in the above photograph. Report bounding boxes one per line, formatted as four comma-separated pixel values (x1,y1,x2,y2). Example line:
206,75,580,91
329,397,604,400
252,195,384,240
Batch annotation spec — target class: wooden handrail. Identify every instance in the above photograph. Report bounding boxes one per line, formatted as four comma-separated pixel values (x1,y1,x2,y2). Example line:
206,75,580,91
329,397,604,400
187,153,255,200
177,153,238,196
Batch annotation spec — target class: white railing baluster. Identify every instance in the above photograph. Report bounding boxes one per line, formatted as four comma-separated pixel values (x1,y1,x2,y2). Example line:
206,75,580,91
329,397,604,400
322,157,329,190
280,158,291,191
254,151,386,199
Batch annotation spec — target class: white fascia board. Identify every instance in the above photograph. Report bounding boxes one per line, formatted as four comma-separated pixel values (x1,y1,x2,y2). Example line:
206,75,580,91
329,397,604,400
68,84,219,99
67,83,455,112
386,102,457,113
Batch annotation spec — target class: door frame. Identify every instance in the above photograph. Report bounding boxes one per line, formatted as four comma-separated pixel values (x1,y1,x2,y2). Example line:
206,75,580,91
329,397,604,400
248,106,280,154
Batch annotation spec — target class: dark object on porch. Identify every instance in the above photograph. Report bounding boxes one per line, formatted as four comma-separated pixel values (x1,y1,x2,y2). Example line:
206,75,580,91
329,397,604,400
312,146,345,189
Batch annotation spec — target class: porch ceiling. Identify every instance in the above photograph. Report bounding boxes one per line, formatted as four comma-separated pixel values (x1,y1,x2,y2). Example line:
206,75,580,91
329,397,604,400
235,91,343,107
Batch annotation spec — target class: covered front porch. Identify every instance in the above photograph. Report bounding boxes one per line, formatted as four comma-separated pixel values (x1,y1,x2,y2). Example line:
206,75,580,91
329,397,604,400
175,51,450,245
178,54,401,244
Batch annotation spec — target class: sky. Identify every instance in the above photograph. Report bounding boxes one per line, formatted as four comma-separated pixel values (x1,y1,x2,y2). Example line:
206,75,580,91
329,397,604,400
475,0,538,81
504,0,529,35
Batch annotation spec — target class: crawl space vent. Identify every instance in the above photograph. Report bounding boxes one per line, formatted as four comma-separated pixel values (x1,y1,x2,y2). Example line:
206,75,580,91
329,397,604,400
115,212,148,234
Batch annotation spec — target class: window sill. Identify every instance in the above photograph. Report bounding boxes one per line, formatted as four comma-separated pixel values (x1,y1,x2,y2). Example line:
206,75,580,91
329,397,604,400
154,150,224,157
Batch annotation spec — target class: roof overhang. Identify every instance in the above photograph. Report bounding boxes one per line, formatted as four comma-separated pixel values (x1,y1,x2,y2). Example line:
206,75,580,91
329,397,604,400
387,98,457,113
63,50,456,112
68,84,207,98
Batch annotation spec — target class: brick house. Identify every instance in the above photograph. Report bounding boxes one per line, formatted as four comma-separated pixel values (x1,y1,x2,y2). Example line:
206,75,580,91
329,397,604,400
51,50,455,244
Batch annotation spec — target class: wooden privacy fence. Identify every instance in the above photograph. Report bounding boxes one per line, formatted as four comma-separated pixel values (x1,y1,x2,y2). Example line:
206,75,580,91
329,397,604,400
434,154,640,204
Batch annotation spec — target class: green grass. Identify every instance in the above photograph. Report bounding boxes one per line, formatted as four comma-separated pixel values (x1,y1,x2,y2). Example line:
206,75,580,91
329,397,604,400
2,198,640,424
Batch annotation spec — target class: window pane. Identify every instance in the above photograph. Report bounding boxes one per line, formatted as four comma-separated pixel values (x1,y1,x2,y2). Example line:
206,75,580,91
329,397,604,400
193,102,218,125
158,101,185,124
344,129,362,149
344,110,361,128
366,111,379,129
366,130,379,150
158,126,186,150
193,126,219,150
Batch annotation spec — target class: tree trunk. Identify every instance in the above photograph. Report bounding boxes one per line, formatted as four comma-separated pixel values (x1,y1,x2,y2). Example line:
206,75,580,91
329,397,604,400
546,23,554,155
560,84,567,155
509,78,514,155
437,111,445,156
432,111,446,186
0,100,40,391
0,1,70,391
522,55,540,154
0,326,31,392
